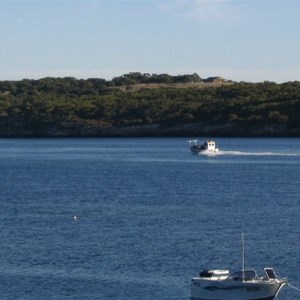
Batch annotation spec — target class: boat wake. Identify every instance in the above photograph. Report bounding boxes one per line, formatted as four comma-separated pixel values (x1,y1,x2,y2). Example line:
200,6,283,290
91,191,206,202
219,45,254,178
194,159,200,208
216,150,300,157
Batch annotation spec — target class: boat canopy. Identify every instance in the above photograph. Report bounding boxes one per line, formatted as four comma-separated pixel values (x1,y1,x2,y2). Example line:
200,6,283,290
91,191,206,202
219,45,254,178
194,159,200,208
199,269,229,279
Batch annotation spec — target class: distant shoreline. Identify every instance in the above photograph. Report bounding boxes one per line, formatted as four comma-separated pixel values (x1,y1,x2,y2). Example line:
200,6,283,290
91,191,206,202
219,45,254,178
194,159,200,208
1,126,299,138
1,74,299,138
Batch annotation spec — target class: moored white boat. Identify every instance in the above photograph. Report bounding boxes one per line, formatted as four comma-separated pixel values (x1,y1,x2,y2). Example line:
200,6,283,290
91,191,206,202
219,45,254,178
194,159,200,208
191,233,287,300
189,140,219,154
191,268,287,300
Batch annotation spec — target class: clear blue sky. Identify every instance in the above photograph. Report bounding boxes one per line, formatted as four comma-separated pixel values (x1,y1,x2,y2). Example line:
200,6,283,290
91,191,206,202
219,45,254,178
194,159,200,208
0,0,299,82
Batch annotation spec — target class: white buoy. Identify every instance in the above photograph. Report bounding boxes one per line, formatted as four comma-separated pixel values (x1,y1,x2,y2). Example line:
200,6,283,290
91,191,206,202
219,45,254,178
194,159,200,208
73,215,77,221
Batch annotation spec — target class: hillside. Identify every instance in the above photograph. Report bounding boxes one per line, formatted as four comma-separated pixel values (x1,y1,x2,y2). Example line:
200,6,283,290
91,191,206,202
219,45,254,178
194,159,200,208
0,73,299,137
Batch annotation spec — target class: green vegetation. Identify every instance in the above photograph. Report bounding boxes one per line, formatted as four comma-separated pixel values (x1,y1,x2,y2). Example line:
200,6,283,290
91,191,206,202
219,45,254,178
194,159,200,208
0,73,299,137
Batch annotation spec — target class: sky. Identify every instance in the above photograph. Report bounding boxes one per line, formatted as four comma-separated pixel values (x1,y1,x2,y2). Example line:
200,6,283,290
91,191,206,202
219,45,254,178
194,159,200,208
0,0,299,83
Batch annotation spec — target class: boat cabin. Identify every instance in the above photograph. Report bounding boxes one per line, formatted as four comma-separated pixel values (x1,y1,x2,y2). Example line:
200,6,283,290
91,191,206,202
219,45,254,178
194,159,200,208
198,268,279,283
205,141,216,151
228,269,258,281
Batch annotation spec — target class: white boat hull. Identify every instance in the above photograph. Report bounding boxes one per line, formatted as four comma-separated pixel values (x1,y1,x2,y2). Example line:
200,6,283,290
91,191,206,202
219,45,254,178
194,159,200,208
191,278,286,300
190,148,219,155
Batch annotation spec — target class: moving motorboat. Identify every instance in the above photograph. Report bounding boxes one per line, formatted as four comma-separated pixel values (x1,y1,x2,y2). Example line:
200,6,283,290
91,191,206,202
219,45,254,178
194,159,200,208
189,140,219,154
191,233,287,300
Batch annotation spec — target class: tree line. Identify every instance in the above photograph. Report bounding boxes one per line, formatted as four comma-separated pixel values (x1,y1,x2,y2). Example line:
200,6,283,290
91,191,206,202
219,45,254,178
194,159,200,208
0,73,299,137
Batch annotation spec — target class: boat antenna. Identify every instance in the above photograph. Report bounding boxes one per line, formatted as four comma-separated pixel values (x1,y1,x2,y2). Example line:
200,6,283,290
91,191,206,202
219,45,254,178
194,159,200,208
242,231,245,282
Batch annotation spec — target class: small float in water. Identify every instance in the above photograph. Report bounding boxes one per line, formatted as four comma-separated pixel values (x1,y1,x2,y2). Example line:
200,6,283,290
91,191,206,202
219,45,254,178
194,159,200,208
188,140,219,154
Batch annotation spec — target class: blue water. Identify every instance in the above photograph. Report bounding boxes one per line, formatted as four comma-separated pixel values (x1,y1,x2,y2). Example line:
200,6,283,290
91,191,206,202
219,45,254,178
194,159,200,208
0,137,299,300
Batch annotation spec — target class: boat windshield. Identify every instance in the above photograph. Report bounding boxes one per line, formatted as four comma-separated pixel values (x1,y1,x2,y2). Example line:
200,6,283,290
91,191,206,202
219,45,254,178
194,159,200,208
229,269,258,281
265,268,277,279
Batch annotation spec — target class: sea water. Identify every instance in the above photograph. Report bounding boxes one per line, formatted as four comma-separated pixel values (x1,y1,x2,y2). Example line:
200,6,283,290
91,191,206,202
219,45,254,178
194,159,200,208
0,137,299,300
